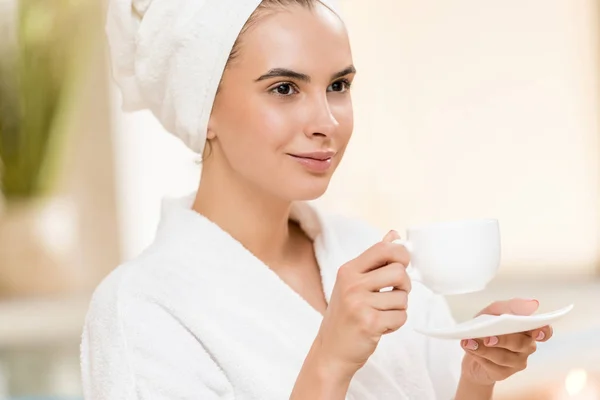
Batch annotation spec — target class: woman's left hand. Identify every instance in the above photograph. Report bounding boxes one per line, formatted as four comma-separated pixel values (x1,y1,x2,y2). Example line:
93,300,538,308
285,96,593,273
460,298,553,387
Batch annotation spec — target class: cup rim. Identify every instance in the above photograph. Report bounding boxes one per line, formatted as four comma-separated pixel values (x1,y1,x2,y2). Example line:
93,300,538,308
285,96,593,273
407,218,499,232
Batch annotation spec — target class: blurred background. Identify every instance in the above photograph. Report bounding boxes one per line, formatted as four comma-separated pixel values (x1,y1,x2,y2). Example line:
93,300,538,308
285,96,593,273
0,0,599,399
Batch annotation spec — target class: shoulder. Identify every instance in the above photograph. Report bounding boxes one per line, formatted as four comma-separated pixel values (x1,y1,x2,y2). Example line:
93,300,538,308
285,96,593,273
81,247,234,399
80,252,161,399
81,244,204,367
88,251,153,304
84,245,177,330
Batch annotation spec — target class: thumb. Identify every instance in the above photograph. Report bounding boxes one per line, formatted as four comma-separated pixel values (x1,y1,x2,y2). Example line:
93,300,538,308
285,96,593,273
477,298,539,317
382,230,401,243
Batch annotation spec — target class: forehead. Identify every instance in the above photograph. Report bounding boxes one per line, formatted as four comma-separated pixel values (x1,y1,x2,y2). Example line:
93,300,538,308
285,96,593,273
234,4,352,75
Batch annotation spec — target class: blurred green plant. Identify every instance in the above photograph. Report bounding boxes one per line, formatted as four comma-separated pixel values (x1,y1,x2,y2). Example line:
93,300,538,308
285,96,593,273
0,0,93,205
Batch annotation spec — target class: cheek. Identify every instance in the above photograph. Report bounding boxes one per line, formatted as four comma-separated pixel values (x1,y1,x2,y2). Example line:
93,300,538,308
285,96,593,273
254,102,299,149
220,97,297,165
333,100,354,145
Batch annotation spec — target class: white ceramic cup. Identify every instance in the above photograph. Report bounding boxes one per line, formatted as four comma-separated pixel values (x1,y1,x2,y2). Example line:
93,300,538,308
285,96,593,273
393,219,501,295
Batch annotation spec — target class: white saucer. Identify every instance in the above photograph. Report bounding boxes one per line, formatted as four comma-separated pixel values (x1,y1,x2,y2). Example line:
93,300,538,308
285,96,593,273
415,304,574,340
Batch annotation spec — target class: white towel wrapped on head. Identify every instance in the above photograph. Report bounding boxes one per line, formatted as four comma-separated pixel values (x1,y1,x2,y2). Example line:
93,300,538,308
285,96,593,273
105,0,340,154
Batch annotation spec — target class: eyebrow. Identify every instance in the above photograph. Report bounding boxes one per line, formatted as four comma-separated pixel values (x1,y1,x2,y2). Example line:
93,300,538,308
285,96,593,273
255,65,356,83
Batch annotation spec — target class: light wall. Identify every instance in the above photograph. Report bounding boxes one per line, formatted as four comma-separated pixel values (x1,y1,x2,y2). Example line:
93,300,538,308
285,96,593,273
319,0,600,276
110,1,600,277
109,108,200,262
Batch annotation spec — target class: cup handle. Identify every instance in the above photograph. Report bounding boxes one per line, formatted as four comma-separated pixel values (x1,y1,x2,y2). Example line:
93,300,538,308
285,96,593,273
392,238,422,284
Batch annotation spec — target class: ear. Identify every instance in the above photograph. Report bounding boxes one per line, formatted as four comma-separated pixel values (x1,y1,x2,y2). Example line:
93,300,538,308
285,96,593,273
206,127,216,140
206,119,217,139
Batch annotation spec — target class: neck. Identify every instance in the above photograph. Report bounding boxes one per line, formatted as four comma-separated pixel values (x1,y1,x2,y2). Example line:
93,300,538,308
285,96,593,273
192,157,298,267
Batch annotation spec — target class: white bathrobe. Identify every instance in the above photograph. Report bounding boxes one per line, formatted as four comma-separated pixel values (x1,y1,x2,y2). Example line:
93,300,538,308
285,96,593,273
80,193,463,399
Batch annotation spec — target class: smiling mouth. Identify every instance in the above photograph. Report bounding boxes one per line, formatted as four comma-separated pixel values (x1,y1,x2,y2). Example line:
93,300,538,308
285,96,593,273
287,153,335,173
287,150,336,161
288,154,333,161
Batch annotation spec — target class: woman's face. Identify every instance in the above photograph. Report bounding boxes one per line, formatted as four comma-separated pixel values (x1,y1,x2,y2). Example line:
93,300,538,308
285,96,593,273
206,2,355,201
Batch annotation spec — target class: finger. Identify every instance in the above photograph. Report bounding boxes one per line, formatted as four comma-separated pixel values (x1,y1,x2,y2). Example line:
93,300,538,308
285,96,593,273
529,325,553,342
370,289,408,311
365,262,411,292
477,298,539,317
352,241,411,273
462,339,531,368
382,230,401,243
376,310,408,335
482,333,537,354
467,353,515,381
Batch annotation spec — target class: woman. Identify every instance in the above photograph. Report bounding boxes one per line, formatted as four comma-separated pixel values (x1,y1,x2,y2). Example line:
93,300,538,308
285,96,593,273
81,0,553,398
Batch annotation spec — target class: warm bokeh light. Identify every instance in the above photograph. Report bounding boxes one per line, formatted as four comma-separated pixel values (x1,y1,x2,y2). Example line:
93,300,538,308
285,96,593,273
566,369,589,396
551,369,600,400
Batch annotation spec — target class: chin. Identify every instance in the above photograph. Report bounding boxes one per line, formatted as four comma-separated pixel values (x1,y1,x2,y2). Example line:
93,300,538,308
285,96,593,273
285,174,332,201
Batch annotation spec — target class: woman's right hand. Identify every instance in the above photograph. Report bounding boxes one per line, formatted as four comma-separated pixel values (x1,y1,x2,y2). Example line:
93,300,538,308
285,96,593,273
315,230,412,379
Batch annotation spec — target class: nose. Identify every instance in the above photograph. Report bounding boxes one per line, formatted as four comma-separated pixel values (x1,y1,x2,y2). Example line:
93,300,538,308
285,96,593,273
303,95,339,138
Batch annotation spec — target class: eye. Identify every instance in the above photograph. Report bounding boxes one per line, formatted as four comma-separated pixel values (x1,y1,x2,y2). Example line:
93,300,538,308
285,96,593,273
328,79,351,93
270,83,298,96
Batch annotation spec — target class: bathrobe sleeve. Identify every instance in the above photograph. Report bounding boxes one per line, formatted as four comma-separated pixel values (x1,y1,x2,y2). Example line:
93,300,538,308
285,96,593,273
80,265,234,400
423,292,464,400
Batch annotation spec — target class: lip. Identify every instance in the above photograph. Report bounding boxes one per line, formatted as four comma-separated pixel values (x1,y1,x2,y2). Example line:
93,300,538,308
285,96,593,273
289,150,336,161
287,150,336,173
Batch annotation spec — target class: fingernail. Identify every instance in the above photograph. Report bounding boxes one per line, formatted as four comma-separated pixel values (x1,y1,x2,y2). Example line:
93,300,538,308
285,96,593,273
384,230,399,242
462,339,479,351
485,336,498,346
536,331,545,341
